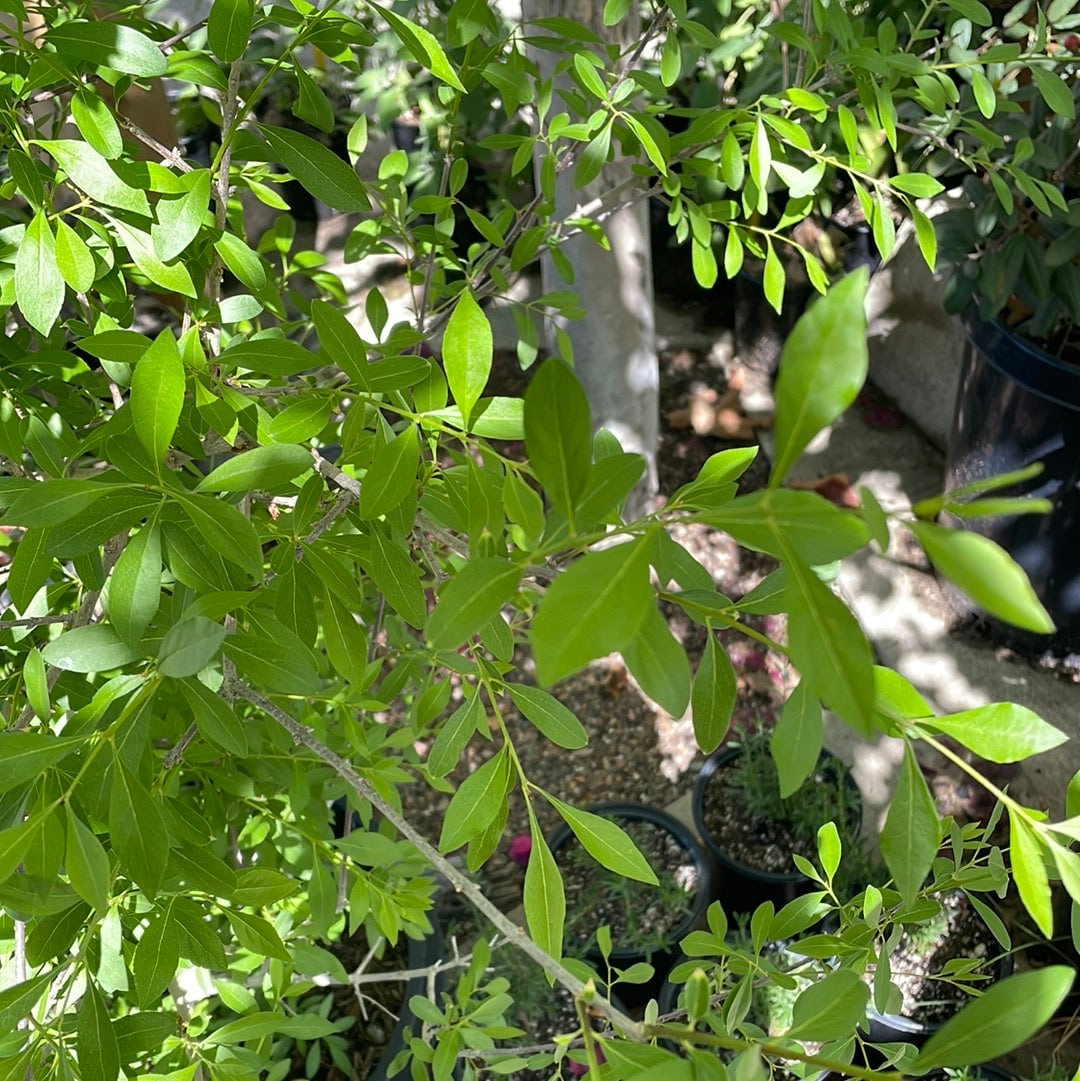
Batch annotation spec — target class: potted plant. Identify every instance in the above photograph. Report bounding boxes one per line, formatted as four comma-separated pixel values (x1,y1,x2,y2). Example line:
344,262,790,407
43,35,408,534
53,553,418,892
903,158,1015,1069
692,727,864,914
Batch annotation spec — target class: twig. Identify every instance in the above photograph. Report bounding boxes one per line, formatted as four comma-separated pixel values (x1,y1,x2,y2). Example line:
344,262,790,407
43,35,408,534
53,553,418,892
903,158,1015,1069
163,723,198,769
231,681,644,1043
351,952,474,986
0,614,75,629
116,115,192,172
312,451,361,498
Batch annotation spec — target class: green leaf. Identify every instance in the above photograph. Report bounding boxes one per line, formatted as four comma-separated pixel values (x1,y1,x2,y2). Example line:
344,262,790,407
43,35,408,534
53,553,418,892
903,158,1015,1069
1010,811,1053,936
132,906,180,1006
426,558,521,651
817,821,841,881
507,685,588,750
175,494,263,578
180,677,247,756
373,2,466,91
762,241,785,315
1029,64,1076,119
771,268,869,486
109,520,161,646
77,981,120,1081
220,337,315,377
131,331,185,467
196,444,312,493
367,527,426,628
5,479,116,528
0,820,37,885
46,21,167,76
158,617,228,678
443,290,492,424
207,1010,337,1046
785,969,868,1040
37,140,151,215
0,734,81,795
258,124,370,213
112,216,198,296
294,64,335,133
524,358,592,525
109,762,169,898
523,819,564,963
232,868,297,907
207,0,253,62
908,520,1054,634
310,299,369,388
691,634,736,753
547,799,659,885
879,742,940,902
42,625,139,673
15,209,65,336
23,649,50,722
225,909,291,962
71,87,123,159
54,217,96,292
155,171,212,262
223,629,320,696
438,747,512,852
323,591,370,687
621,604,692,716
531,537,653,687
0,973,53,1033
918,703,1066,763
359,424,419,519
692,238,719,289
771,682,823,797
912,967,1074,1070
428,695,484,777
889,173,946,198
720,130,745,190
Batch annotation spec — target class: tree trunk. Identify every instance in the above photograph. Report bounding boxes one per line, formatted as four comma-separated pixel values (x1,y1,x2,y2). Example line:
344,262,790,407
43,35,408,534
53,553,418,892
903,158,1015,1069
522,0,659,515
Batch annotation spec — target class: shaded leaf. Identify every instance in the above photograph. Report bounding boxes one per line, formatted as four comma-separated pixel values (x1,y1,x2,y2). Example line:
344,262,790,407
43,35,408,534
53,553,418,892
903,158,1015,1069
426,557,520,651
771,682,823,797
196,444,312,493
880,742,940,901
42,625,139,673
508,685,588,750
691,634,736,753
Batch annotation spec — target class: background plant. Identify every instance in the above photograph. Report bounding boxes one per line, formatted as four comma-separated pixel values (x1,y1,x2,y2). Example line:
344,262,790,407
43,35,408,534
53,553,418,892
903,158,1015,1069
0,2,1078,1081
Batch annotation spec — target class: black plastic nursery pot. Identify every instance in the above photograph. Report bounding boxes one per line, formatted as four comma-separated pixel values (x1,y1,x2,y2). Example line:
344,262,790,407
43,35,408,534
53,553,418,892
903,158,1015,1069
548,802,715,1007
691,745,861,916
944,308,1080,651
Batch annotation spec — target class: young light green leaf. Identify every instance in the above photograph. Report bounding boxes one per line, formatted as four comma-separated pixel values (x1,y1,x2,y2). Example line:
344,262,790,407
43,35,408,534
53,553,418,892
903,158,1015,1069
112,217,198,297
54,218,96,293
920,702,1066,763
691,634,736,753
908,521,1054,634
42,625,139,673
23,648,50,721
37,140,151,216
912,967,1075,1070
258,124,370,213
1010,811,1053,937
523,819,564,963
65,806,111,913
426,557,520,651
132,906,180,1007
443,290,493,425
531,537,654,687
692,238,719,289
131,331,185,467
507,684,588,750
438,747,512,852
770,268,869,486
547,799,660,885
762,241,785,315
817,821,841,881
771,681,823,797
154,171,212,262
77,981,120,1081
879,742,940,902
621,604,691,717
158,617,228,678
207,0,253,62
108,520,161,646
70,87,123,159
359,424,419,519
196,444,312,493
785,969,868,1041
15,209,65,336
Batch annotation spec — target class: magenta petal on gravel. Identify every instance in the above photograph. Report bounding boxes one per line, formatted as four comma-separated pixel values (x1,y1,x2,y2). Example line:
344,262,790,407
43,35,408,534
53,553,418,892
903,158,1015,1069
509,835,532,866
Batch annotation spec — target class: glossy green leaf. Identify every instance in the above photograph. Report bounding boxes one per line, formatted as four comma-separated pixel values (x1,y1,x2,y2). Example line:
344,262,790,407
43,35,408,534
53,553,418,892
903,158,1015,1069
154,171,211,262
70,87,123,159
23,649,50,722
258,124,369,213
132,906,180,1006
771,681,823,797
175,494,263,578
109,520,161,646
919,702,1066,763
293,64,335,133
508,684,588,750
15,210,65,336
197,443,311,493
77,981,120,1081
37,140,151,216
360,424,419,519
427,557,520,650
112,217,198,296
1010,811,1053,936
912,967,1074,1069
54,217,96,293
131,331,185,467
374,2,466,90
531,537,653,687
908,520,1054,634
548,799,659,885
158,616,227,678
621,603,691,716
42,625,139,673
692,238,719,289
6,479,117,528
524,358,592,525
226,910,291,962
889,173,946,198
785,968,868,1040
310,299,369,387
771,268,869,485
879,742,940,902
691,634,736,753
438,747,511,852
444,290,492,424
207,0,253,62
523,817,564,962
180,677,247,756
